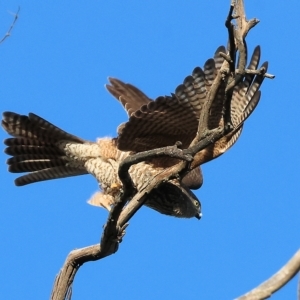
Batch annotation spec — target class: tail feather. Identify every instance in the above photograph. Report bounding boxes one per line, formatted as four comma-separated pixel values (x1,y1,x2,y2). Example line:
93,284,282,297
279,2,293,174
4,137,51,147
5,144,64,156
14,167,86,186
2,112,85,143
7,155,69,173
28,113,85,143
2,112,88,186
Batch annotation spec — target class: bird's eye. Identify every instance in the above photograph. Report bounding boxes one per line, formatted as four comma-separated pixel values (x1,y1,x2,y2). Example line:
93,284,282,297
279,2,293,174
194,201,199,206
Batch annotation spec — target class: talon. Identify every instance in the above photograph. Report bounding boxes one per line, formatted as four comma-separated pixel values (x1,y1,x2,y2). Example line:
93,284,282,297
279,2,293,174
114,223,128,243
111,182,119,189
87,191,114,211
225,122,234,133
175,141,183,148
110,182,122,192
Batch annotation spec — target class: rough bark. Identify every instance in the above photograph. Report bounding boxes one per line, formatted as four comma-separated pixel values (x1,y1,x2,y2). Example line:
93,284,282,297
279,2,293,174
50,1,278,299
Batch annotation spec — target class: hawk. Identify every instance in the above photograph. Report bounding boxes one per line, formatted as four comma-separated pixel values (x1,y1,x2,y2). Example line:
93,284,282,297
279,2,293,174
1,46,267,218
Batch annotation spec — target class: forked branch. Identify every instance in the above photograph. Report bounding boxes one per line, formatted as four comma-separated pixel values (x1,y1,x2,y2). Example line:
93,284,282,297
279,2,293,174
50,1,272,299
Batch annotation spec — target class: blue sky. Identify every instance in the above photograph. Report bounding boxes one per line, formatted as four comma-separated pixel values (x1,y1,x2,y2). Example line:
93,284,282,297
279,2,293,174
1,1,299,299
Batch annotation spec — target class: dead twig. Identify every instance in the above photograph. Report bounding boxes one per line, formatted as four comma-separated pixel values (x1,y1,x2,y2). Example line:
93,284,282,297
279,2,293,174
236,249,300,300
50,120,227,300
0,7,20,44
50,147,189,300
50,1,268,299
243,68,275,79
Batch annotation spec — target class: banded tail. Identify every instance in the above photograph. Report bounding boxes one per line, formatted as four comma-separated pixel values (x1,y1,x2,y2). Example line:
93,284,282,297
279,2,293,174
2,112,87,186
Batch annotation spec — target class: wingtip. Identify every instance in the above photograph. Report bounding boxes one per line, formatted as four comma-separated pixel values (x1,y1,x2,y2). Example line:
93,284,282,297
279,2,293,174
1,119,8,131
183,75,195,86
2,111,12,118
254,45,261,52
261,61,269,72
107,76,116,84
215,45,226,54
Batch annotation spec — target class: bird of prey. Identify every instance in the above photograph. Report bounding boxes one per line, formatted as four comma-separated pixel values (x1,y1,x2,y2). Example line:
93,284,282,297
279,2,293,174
1,45,267,219
2,114,201,218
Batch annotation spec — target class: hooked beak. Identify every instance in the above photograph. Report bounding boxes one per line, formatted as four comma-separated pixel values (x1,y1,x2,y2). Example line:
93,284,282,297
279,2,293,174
195,212,202,220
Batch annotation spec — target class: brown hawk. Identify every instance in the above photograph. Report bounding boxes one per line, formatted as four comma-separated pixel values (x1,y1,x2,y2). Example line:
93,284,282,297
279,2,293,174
1,45,267,219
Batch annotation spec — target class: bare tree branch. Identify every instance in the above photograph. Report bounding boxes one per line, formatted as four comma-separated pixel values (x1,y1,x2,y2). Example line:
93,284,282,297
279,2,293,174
51,244,114,300
0,7,20,44
50,135,214,299
51,156,186,300
50,1,274,299
118,142,192,201
243,67,275,79
236,249,300,300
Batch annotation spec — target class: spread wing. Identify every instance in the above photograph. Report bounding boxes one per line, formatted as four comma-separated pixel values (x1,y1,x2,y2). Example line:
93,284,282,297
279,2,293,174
109,46,226,153
106,46,226,190
105,55,222,190
106,77,152,117
107,46,266,172
106,80,203,188
106,78,152,135
192,46,266,167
